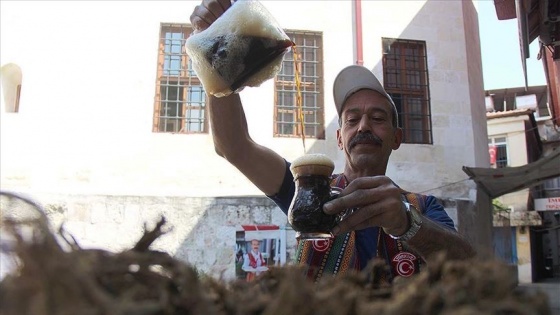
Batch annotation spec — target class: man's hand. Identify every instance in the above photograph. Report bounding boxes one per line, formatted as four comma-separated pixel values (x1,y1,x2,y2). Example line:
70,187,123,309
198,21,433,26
323,176,409,236
190,0,232,32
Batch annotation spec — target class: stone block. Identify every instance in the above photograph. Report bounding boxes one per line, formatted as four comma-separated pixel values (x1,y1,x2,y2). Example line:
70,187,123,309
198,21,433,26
124,204,141,224
90,203,107,224
68,202,90,222
105,202,124,224
510,211,542,227
493,211,542,227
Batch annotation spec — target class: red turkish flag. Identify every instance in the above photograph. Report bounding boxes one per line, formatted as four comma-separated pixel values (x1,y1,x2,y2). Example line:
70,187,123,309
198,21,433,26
489,145,497,164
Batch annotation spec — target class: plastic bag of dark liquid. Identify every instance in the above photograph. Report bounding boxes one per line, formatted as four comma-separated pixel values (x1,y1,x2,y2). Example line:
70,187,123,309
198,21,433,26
185,0,294,97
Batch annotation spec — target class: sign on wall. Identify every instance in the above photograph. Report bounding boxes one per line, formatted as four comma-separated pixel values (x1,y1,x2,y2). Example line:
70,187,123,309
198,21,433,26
535,198,560,211
235,225,287,281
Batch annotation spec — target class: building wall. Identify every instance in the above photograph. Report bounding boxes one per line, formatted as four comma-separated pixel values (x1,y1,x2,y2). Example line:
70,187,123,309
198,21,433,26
359,0,487,198
487,114,536,283
487,116,530,211
1,1,488,279
516,226,533,283
461,0,493,254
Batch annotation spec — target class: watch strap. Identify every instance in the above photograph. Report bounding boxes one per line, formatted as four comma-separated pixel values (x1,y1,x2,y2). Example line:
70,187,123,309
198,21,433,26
389,201,423,242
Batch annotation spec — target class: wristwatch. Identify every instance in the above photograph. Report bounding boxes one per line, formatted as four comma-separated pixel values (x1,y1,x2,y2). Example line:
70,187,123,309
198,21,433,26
389,201,422,242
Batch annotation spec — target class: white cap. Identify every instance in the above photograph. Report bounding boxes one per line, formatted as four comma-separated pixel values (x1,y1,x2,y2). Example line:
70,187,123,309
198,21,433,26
333,65,397,123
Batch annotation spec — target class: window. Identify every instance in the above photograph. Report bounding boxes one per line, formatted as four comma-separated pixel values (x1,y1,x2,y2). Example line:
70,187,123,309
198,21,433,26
274,31,324,139
1,63,22,113
488,137,508,168
382,38,432,144
153,23,207,133
543,177,560,193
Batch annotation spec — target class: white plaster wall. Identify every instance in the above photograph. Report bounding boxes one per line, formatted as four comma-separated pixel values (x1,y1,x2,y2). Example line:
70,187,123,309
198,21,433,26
488,116,530,211
0,1,349,198
1,0,484,200
488,117,529,166
0,1,227,197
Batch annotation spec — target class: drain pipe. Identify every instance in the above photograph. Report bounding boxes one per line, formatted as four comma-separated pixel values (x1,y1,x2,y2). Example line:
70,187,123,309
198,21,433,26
353,0,364,66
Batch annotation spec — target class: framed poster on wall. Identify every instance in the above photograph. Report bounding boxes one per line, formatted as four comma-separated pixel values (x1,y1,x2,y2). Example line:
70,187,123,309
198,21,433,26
235,225,286,281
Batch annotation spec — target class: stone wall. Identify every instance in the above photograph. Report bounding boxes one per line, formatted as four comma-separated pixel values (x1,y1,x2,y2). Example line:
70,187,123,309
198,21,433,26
19,193,297,280
1,192,479,280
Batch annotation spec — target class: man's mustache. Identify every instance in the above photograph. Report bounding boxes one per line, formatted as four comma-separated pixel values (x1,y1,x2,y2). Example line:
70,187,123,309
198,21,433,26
349,132,383,151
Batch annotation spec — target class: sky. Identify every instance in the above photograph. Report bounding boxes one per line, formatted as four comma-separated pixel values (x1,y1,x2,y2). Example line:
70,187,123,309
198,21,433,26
477,0,547,91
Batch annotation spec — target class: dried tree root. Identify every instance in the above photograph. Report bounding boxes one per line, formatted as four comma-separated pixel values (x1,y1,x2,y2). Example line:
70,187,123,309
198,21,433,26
0,191,552,315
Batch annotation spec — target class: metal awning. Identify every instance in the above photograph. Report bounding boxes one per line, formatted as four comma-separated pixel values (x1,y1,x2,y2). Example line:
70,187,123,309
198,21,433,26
463,149,560,198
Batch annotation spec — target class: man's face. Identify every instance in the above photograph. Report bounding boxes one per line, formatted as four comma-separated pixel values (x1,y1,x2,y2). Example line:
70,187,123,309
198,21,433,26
251,240,260,251
336,89,402,175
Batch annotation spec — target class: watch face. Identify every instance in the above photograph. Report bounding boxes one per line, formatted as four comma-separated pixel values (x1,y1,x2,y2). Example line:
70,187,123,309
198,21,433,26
411,206,422,224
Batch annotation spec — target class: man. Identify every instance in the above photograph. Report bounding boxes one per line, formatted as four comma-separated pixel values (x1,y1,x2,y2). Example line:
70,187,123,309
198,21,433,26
190,0,476,282
241,239,269,281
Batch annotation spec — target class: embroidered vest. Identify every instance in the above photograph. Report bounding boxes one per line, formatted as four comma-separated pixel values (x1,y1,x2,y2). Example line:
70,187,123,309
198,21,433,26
294,174,425,283
248,251,263,269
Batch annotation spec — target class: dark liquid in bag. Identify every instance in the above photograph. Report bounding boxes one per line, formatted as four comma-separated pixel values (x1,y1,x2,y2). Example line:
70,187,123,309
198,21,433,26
205,35,294,92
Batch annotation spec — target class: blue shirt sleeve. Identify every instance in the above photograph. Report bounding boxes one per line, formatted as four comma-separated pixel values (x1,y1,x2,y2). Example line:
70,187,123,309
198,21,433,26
266,159,295,215
422,195,456,231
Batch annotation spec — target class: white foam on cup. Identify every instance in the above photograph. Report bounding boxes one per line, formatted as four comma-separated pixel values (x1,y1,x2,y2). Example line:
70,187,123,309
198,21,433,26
290,154,335,177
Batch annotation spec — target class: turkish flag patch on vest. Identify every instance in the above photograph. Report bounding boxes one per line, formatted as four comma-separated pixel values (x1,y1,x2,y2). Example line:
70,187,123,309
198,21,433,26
391,252,418,277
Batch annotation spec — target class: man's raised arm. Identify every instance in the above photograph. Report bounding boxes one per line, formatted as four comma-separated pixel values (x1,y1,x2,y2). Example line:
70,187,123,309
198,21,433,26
208,94,286,196
190,0,287,196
